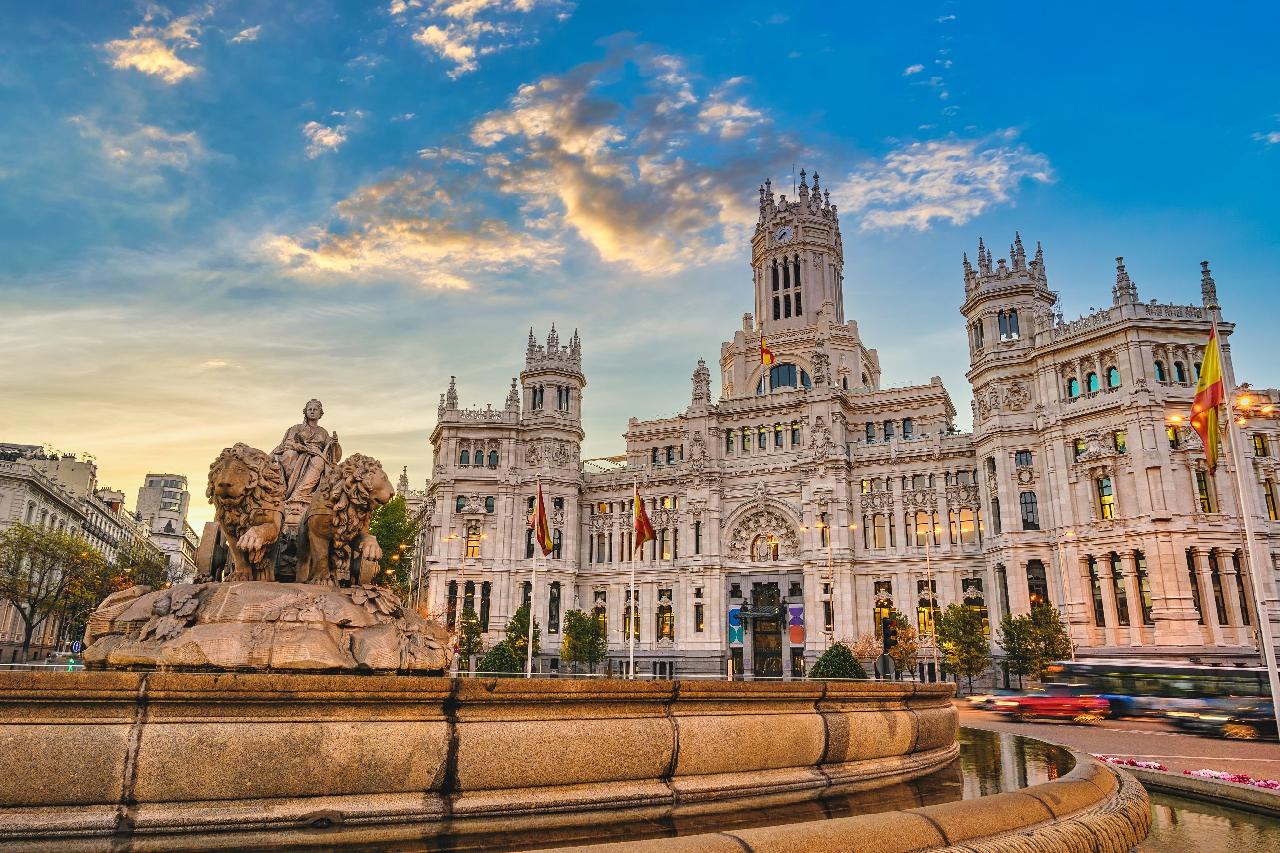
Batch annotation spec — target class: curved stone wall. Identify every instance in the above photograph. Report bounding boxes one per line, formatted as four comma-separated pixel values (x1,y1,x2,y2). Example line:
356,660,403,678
0,672,957,850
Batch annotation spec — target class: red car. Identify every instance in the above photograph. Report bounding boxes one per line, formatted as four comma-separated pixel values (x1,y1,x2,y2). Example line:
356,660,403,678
993,683,1110,724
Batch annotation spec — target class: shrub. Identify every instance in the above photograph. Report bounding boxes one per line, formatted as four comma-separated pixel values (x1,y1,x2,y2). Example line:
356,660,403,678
809,642,867,679
477,640,522,676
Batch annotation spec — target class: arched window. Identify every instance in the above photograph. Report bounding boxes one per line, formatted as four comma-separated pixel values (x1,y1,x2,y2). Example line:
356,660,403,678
1106,367,1121,388
1007,309,1019,338
459,449,470,466
1174,362,1187,384
1019,491,1039,530
771,259,779,291
782,259,791,290
1154,360,1166,382
998,311,1008,339
1194,362,1202,380
25,502,34,523
488,450,499,468
1067,377,1080,398
873,580,893,627
465,523,481,558
1086,372,1100,392
484,496,495,513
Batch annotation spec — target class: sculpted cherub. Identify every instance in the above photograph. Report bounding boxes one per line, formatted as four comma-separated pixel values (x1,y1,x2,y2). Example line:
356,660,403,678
206,443,287,581
296,454,394,587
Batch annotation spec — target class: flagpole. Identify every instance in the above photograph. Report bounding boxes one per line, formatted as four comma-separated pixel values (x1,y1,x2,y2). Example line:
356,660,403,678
629,479,637,680
1216,316,1280,731
526,477,539,679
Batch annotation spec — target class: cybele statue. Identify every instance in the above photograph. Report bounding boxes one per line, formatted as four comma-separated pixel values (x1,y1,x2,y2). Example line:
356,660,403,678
82,401,449,674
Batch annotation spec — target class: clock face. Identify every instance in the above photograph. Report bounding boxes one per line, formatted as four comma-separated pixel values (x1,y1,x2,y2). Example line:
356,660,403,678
774,225,793,244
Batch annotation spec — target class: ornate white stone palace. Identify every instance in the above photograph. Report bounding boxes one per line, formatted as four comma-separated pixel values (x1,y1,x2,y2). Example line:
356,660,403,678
409,171,1280,679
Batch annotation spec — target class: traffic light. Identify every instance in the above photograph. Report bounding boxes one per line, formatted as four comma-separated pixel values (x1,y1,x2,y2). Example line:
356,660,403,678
881,617,899,653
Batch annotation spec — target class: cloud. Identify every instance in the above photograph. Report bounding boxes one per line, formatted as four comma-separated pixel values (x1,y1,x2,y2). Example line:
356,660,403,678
903,64,925,75
231,25,261,43
832,132,1053,231
103,5,211,84
937,14,956,23
263,171,562,289
394,0,575,79
1256,131,1280,145
70,116,205,172
302,121,349,158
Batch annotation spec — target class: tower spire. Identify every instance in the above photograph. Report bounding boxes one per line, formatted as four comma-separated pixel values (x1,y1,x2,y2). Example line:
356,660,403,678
1113,256,1138,305
1200,260,1219,310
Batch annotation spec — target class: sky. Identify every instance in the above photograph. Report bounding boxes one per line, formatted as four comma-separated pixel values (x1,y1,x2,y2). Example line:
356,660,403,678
1,1,1278,529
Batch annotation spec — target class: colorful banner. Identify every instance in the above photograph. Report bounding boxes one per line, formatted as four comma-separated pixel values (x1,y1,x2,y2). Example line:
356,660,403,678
787,604,805,646
728,606,743,647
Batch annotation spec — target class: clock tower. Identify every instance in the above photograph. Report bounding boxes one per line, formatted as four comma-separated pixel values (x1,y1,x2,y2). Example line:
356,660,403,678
750,169,845,334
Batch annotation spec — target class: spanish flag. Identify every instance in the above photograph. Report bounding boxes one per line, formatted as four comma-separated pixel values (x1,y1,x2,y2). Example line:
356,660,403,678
760,336,775,366
1190,325,1225,472
633,484,655,554
530,483,554,556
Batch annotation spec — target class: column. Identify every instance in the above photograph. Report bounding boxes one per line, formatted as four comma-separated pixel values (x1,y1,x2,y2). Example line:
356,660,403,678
1194,548,1224,646
1120,551,1144,647
1220,556,1246,644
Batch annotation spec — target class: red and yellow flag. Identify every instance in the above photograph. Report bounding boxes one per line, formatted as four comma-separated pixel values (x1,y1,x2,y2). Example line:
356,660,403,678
633,484,655,554
1190,325,1225,471
530,483,554,556
760,336,775,366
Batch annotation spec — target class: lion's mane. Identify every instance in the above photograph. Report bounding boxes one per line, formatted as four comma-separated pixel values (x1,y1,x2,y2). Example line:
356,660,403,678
317,454,389,563
206,443,286,540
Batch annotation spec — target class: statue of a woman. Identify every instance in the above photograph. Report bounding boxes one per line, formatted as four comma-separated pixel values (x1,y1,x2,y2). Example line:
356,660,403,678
272,399,341,525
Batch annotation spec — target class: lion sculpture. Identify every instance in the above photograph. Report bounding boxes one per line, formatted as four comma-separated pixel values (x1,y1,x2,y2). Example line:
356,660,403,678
296,453,394,586
207,443,287,582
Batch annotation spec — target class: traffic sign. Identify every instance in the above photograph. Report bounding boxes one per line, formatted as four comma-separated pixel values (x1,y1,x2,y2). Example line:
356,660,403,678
71,640,82,654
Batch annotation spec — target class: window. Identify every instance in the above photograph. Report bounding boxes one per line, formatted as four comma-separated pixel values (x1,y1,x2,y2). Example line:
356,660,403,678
1073,438,1087,461
465,523,481,558
525,527,535,559
456,496,466,512
1110,553,1130,626
725,431,734,453
665,445,675,464
1186,549,1204,624
1167,426,1181,449
883,420,895,440
772,296,780,320
484,496,495,513
1106,367,1121,388
1209,551,1229,626
694,603,705,633
952,507,977,545
741,426,751,453
1014,450,1032,466
488,450,499,468
962,578,990,637
1067,377,1081,398
1154,360,1166,382
463,581,476,616
972,321,985,351
548,582,561,634
998,309,1020,340
1194,362,1201,380
758,426,767,449
694,520,702,554
623,590,639,639
532,385,544,409
1254,434,1270,457
790,421,801,445
872,514,887,549
865,422,876,443
1026,560,1049,608
1232,551,1251,626
917,579,939,635
774,424,784,448
459,449,470,466
651,447,660,465
1097,476,1115,519
593,591,607,637
1113,430,1127,453
990,498,1002,535
1135,552,1154,626
873,580,894,627
1266,480,1279,521
1019,491,1040,530
1195,471,1215,513
1174,362,1187,384
902,418,914,439
1088,558,1105,626
480,582,492,630
552,529,562,559
1086,372,1100,393
447,581,458,629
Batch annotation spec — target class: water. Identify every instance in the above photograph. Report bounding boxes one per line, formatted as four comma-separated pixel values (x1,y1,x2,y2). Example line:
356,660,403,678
1141,791,1280,852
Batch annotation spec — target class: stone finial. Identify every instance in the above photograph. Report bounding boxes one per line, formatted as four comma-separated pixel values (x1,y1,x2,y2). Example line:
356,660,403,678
570,328,581,357
1033,241,1044,272
445,376,458,409
1012,232,1026,271
547,323,559,353
812,171,820,192
1200,260,1219,309
691,358,711,407
398,466,410,495
506,378,520,411
1113,256,1138,305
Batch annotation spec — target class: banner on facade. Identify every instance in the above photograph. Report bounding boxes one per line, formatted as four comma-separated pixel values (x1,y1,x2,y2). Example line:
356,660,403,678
787,604,804,646
728,606,743,647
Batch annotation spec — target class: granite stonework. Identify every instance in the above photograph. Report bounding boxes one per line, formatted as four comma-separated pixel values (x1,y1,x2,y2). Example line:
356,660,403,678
81,581,450,673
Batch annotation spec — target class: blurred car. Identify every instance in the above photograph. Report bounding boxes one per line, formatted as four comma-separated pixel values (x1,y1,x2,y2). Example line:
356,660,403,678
993,683,1109,724
967,688,1038,710
1164,700,1278,740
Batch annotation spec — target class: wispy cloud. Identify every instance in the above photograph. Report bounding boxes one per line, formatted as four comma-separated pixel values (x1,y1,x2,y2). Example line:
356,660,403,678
69,116,205,172
230,25,261,44
833,130,1053,231
103,4,211,84
1254,117,1280,145
302,120,349,158
393,0,575,79
903,64,925,75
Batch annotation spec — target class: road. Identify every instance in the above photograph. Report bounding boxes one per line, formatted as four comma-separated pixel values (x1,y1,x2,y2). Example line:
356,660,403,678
957,704,1280,779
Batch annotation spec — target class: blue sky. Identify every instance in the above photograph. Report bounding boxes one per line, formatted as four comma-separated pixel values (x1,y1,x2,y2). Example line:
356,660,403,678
1,1,1277,527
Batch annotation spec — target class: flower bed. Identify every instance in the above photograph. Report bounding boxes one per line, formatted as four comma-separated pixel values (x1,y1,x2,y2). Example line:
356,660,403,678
1093,755,1167,771
1183,769,1280,790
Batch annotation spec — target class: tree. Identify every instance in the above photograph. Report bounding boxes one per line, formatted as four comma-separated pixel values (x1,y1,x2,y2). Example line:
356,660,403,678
1028,603,1073,678
935,604,991,695
809,642,867,679
561,609,606,673
368,495,420,599
477,640,522,675
456,606,484,667
0,523,108,657
850,632,882,664
57,539,175,649
505,604,541,658
998,613,1036,688
887,609,919,679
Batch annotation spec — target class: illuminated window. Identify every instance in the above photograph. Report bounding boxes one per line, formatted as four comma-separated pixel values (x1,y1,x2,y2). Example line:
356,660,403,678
1110,552,1130,626
790,421,801,445
1167,426,1181,449
917,579,939,634
1026,560,1049,608
1135,552,1154,626
873,580,893,627
465,523,481,558
1113,430,1127,453
872,514,887,549
1195,472,1214,513
657,588,674,641
1097,477,1115,520
1265,480,1279,521
1254,434,1270,457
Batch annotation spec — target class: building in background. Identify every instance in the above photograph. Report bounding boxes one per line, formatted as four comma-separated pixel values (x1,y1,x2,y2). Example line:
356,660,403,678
410,171,1280,680
136,473,198,582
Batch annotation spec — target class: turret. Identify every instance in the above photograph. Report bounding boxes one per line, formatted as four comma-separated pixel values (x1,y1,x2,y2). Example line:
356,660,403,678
961,234,1057,367
521,325,586,426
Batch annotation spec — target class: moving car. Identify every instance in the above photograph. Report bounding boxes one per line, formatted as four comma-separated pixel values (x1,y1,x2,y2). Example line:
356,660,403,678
967,688,1038,710
1164,700,1278,740
993,683,1109,723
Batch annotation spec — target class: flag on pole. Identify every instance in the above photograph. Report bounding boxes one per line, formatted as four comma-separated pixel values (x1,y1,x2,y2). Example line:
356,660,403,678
633,484,655,554
760,336,775,366
1190,324,1226,472
530,483,554,556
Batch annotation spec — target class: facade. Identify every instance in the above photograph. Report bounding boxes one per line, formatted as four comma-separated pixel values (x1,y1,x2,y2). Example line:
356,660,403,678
136,473,198,581
411,171,1280,678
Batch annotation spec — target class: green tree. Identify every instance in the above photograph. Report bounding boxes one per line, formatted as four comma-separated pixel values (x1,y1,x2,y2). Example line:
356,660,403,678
0,523,109,656
57,539,175,648
477,640,522,675
505,603,541,659
561,609,606,673
456,606,485,667
809,642,867,679
1028,603,1073,678
998,613,1036,688
935,604,991,694
368,495,420,598
887,609,918,678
